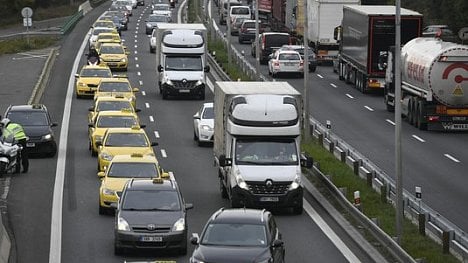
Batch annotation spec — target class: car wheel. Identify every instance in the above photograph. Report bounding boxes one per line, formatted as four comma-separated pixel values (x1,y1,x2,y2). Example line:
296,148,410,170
114,244,124,255
220,177,228,199
193,130,198,141
178,245,187,255
14,161,21,174
310,66,316,72
91,149,97,157
99,204,106,215
0,163,6,176
150,48,155,53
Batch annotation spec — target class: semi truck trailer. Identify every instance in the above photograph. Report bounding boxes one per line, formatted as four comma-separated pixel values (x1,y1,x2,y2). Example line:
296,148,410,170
385,38,468,131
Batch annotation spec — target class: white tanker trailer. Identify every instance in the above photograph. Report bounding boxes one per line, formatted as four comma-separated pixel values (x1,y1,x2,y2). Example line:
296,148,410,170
384,37,468,131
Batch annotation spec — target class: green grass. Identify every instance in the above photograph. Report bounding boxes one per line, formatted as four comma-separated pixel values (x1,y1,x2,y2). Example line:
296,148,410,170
0,36,60,55
302,137,459,263
208,37,252,81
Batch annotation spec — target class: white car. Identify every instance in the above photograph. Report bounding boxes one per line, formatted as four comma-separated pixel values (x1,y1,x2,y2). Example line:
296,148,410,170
114,0,133,16
149,29,157,53
268,49,304,78
193,102,214,146
129,0,137,8
152,3,172,17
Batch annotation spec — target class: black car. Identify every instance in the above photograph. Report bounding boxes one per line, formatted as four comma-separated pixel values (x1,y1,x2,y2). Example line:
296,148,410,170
190,208,285,263
4,104,58,157
113,177,193,255
137,0,145,6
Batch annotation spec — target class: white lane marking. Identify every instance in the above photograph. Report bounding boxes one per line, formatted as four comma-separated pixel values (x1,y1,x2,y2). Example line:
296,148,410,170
330,83,337,88
134,50,138,54
149,116,154,122
134,39,138,43
139,80,143,86
317,74,324,79
145,102,150,108
137,19,140,23
136,23,139,26
134,34,138,38
154,131,160,138
49,27,90,263
161,149,167,158
136,64,139,68
444,154,460,163
412,135,426,143
134,45,138,48
135,57,138,61
207,77,214,92
1,177,10,199
136,26,139,30
141,90,146,96
303,200,361,262
386,119,396,126
345,93,354,99
364,106,374,112
137,72,141,76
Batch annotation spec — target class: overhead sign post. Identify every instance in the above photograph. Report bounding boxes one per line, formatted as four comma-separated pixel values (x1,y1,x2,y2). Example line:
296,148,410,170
21,7,33,46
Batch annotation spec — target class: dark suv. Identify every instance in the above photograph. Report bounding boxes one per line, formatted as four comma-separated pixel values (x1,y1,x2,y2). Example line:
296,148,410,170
113,177,193,255
4,104,58,157
190,208,285,263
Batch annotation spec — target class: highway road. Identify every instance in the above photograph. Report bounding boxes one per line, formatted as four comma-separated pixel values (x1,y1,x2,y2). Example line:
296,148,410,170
5,1,380,262
211,0,468,234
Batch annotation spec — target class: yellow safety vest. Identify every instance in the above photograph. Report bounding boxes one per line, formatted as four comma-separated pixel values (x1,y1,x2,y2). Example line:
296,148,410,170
3,123,27,141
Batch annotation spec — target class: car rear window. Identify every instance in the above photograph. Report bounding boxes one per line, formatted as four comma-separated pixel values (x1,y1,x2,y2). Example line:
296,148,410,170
243,22,255,28
265,34,290,48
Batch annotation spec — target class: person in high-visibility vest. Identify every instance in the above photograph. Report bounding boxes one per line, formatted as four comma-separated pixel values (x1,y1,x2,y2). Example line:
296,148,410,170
0,118,29,173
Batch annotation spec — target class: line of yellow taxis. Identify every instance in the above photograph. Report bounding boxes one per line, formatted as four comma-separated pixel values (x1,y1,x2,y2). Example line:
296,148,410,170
75,15,190,258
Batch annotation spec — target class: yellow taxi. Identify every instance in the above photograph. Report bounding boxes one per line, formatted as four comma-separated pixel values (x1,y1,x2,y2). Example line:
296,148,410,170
98,43,129,71
96,126,157,172
74,64,113,98
98,153,169,214
88,109,142,156
95,32,123,51
94,77,138,108
88,95,138,124
92,19,117,29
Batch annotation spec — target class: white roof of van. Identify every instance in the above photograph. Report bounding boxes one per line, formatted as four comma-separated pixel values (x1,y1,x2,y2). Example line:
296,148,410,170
344,5,422,16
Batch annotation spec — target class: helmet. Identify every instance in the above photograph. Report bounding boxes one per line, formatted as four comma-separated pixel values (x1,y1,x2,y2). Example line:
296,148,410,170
0,118,10,127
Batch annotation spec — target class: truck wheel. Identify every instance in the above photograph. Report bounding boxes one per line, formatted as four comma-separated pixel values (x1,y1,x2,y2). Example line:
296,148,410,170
408,98,415,125
385,96,395,112
417,101,428,130
338,61,345,80
220,178,228,199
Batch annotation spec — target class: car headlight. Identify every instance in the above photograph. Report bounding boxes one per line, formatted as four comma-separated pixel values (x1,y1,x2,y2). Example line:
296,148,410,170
190,258,205,263
42,134,52,140
289,174,302,190
236,175,248,190
102,188,116,196
100,152,113,161
121,58,126,63
172,218,185,231
164,77,173,86
146,23,152,28
78,82,87,87
201,125,212,131
195,80,203,86
117,216,130,231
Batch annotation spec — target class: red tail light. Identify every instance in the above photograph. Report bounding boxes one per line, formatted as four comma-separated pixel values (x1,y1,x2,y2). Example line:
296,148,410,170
274,61,279,67
300,61,304,66
428,116,439,122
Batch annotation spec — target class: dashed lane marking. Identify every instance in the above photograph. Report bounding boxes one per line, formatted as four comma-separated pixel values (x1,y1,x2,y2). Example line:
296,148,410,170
364,106,374,112
346,93,354,99
317,74,324,79
135,57,138,61
141,90,146,96
139,80,143,86
161,149,167,158
136,64,139,68
330,83,337,88
145,103,150,108
137,72,141,76
154,131,160,138
149,116,154,122
444,154,460,163
386,119,396,126
412,135,425,143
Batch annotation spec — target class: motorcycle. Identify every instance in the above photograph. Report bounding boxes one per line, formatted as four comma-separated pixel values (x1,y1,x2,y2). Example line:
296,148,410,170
0,137,22,176
87,56,100,66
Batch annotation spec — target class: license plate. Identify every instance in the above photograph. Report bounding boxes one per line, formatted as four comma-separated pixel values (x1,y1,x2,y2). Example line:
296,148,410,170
140,236,162,242
179,89,190,93
107,63,117,66
26,142,35,147
284,62,296,66
260,197,279,202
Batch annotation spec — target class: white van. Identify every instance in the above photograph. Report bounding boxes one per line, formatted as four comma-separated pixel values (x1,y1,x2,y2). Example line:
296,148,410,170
219,0,242,25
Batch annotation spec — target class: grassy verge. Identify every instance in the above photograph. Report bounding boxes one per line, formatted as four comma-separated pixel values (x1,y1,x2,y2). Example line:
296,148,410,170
302,137,459,263
208,37,252,81
0,36,60,55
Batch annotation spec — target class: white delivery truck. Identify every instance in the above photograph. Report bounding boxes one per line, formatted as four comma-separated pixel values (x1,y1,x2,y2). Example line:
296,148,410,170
154,23,210,100
213,81,313,214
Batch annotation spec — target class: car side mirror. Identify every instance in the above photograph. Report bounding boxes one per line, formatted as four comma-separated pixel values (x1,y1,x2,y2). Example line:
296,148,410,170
300,153,313,168
190,234,199,245
219,155,232,167
157,65,163,72
95,141,102,147
193,112,200,119
272,239,284,248
151,142,158,146
88,123,94,128
204,65,210,72
97,171,105,178
51,122,58,127
139,124,146,128
110,202,118,209
185,203,194,210
88,107,94,111
133,87,139,92
75,74,80,78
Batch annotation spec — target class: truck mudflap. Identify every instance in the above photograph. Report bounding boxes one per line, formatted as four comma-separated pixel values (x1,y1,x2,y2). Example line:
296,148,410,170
230,185,303,209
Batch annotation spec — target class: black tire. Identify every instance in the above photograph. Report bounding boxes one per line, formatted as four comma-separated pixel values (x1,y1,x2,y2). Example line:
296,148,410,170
408,98,415,126
309,66,316,73
0,162,5,176
178,245,187,255
91,149,97,157
338,61,345,80
114,244,124,255
193,131,198,141
14,159,21,174
229,191,242,208
418,100,428,130
150,48,155,53
162,91,168,100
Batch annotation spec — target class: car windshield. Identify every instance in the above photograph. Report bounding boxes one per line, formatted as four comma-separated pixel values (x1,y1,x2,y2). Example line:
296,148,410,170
98,35,119,41
80,68,112,78
122,190,181,211
201,223,267,246
165,56,202,71
235,138,298,165
154,5,169,11
99,82,131,92
94,21,113,28
108,163,159,178
96,116,137,128
99,45,124,54
202,107,214,119
148,15,168,22
92,28,113,36
7,111,48,126
104,133,148,147
231,7,249,15
96,101,133,112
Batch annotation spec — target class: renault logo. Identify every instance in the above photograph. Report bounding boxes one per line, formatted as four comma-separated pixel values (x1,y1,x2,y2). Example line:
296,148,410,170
182,79,187,83
265,179,273,188
147,224,156,231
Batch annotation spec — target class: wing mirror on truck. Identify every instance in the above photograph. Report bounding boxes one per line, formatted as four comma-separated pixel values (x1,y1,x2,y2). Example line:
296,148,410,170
300,153,313,169
204,65,210,73
219,155,232,167
157,65,163,72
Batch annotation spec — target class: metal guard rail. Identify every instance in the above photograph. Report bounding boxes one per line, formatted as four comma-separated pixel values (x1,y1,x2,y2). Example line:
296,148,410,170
61,10,84,35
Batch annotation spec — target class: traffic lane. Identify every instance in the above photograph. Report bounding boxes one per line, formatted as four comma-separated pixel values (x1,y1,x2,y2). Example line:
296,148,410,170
6,3,112,263
306,67,468,231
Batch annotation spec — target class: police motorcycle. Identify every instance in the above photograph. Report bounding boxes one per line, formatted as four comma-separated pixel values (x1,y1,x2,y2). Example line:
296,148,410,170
0,135,22,176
